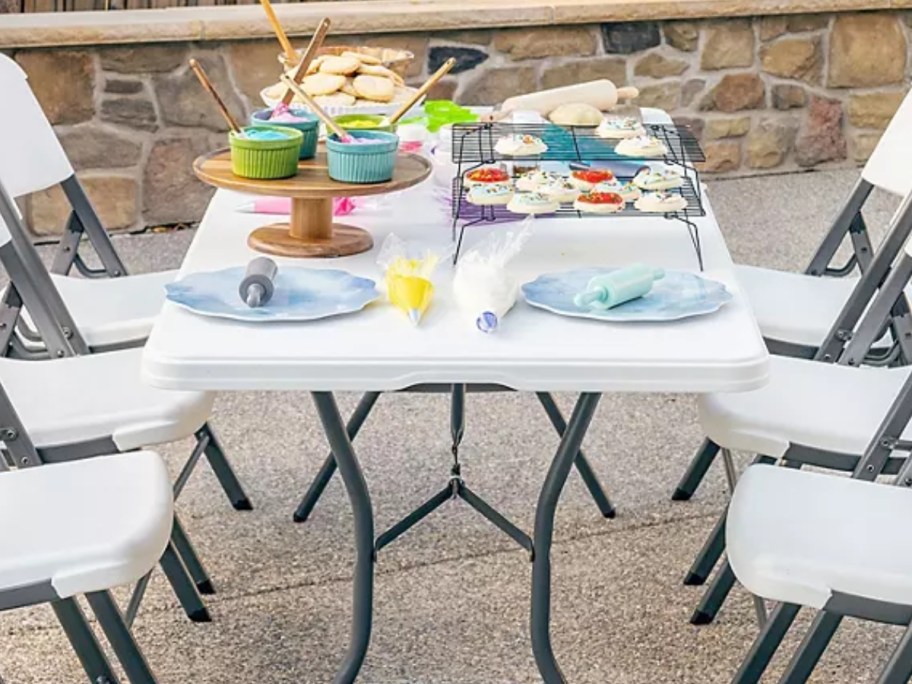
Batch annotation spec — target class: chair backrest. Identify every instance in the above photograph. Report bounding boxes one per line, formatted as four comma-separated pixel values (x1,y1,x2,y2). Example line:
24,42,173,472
0,55,74,198
862,88,912,197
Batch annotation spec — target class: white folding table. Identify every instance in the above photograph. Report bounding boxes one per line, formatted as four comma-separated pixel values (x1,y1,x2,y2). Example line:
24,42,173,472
142,115,769,684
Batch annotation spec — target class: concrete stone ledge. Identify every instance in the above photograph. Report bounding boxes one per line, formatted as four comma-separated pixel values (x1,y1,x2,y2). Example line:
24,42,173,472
3,0,912,49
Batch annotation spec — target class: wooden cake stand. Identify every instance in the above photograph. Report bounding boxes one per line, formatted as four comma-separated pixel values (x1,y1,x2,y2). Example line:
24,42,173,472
193,148,432,258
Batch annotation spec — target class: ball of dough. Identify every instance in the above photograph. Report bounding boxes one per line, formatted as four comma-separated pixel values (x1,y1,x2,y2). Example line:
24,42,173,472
549,102,604,127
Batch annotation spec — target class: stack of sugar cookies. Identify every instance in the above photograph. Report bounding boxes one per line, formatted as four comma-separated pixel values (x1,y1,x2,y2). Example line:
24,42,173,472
262,51,418,110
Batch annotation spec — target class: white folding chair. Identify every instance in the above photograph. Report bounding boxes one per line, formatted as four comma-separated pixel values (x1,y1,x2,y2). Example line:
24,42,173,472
0,53,175,354
1,451,172,684
0,178,235,625
689,200,912,681
672,88,912,503
727,465,912,684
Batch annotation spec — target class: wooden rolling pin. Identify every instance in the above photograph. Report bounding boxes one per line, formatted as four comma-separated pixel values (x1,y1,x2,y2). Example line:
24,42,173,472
500,80,639,116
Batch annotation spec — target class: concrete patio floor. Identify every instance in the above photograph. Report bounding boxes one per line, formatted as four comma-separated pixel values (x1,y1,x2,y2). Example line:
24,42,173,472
0,167,904,683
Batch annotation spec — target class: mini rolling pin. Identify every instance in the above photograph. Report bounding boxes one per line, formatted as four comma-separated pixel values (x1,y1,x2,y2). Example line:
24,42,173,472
239,257,278,307
573,264,664,310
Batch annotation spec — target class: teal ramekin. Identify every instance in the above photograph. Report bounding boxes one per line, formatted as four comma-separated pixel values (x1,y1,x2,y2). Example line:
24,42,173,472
326,130,400,184
229,126,303,180
250,108,319,160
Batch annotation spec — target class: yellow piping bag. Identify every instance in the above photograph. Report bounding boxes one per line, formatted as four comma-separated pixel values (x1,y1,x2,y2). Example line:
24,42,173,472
377,235,453,325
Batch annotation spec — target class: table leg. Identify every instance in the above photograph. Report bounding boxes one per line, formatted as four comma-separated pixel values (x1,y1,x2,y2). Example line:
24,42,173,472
531,392,603,684
311,391,375,684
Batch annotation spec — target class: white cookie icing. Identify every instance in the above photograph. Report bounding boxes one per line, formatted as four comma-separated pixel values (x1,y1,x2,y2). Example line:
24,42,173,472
507,192,560,215
593,179,641,202
596,117,647,140
494,134,548,157
614,135,668,158
634,192,688,213
467,183,514,206
633,166,683,191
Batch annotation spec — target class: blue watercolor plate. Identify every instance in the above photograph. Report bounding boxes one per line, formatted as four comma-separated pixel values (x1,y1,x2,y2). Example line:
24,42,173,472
521,268,732,322
166,267,379,322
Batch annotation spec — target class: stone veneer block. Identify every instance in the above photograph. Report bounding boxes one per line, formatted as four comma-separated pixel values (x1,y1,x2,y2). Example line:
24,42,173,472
704,74,765,113
104,78,144,95
423,78,458,101
100,44,189,73
493,26,596,60
635,82,679,111
772,84,807,110
700,140,741,173
27,175,137,235
852,130,882,163
758,17,788,41
796,96,846,166
541,57,626,90
701,19,754,71
787,14,829,32
704,117,750,140
681,79,706,107
59,125,142,170
828,14,906,88
745,118,797,169
143,134,222,225
16,50,94,125
760,37,822,85
662,22,698,52
429,46,488,75
436,30,492,46
634,53,688,79
673,116,704,141
155,54,245,131
227,40,282,107
847,91,906,129
456,66,537,106
600,22,660,54
101,97,158,132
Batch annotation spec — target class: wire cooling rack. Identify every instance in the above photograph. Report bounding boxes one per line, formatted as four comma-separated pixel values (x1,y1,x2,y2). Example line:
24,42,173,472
449,121,707,268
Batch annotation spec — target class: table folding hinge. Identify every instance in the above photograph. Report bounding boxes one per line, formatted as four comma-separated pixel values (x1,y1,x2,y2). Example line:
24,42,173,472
1,427,18,442
835,329,854,342
880,435,900,450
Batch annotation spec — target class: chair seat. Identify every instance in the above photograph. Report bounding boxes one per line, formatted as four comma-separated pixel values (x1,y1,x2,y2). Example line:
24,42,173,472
0,451,172,601
736,264,859,349
728,465,912,610
698,355,912,458
45,270,176,348
0,347,213,451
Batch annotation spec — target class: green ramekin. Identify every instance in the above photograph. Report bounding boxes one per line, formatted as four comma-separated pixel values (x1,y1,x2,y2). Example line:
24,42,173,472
229,126,303,180
333,114,397,134
250,108,319,160
326,130,400,184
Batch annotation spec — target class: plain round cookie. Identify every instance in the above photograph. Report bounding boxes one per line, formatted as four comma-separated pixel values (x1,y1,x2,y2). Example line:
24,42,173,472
353,74,395,102
301,72,346,96
314,92,357,107
358,64,405,86
319,55,362,75
342,50,382,65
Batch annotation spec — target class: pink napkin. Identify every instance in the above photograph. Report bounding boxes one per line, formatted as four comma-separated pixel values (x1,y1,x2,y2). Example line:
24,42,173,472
237,197,358,216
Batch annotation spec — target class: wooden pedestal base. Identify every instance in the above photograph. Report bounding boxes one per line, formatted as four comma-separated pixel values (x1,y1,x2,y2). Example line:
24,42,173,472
246,196,374,258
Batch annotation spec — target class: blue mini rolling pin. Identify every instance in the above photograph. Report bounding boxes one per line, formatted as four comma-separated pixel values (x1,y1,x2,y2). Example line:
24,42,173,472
573,264,665,310
239,257,278,308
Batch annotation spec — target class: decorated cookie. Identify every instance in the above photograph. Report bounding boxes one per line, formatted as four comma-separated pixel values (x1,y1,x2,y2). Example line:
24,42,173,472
633,165,683,191
507,192,560,215
538,177,581,204
634,192,688,213
615,135,668,158
467,183,514,206
569,168,615,192
464,166,511,187
574,191,626,214
596,117,647,140
515,169,562,192
494,134,548,157
593,179,641,202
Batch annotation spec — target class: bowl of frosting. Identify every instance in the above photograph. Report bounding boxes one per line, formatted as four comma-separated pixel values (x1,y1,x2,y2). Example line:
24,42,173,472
251,105,319,160
325,130,399,184
333,113,396,134
229,125,303,180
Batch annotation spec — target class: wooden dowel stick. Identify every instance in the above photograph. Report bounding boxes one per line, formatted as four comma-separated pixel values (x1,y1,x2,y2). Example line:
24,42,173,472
279,74,349,140
281,17,331,107
258,0,297,64
189,58,242,134
388,57,456,125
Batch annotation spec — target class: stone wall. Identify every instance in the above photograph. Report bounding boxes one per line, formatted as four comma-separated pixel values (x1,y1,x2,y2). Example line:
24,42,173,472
9,11,911,233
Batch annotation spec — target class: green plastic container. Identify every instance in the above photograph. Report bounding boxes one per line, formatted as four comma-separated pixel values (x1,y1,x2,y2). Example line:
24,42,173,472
333,114,397,134
229,126,303,180
250,108,319,160
326,130,399,184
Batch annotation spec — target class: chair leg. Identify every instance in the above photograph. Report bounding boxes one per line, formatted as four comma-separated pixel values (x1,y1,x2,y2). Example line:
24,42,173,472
776,612,842,684
85,591,158,684
731,603,801,684
198,423,252,511
691,559,736,625
877,621,912,684
52,598,120,684
171,515,215,595
684,508,726,586
672,438,720,501
159,542,211,623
